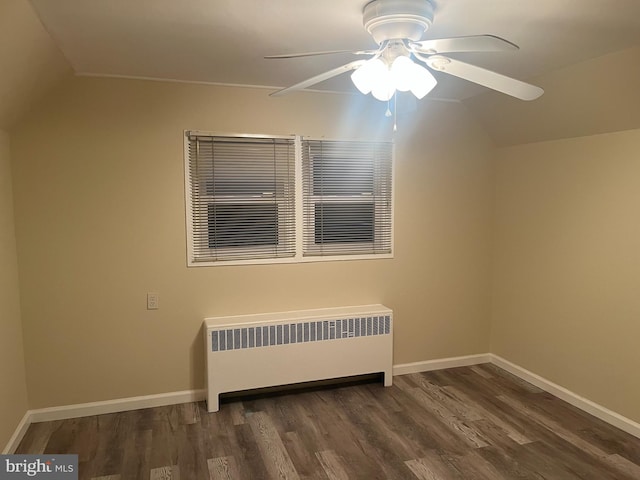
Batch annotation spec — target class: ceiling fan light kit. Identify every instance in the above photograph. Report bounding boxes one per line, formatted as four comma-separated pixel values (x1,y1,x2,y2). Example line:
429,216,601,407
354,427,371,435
267,0,543,105
352,54,437,101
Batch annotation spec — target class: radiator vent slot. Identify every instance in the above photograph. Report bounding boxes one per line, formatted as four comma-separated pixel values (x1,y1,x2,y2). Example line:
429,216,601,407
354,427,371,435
211,315,391,352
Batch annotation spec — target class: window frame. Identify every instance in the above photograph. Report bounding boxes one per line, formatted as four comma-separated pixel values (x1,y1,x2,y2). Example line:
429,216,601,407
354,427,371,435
184,132,394,267
301,138,393,258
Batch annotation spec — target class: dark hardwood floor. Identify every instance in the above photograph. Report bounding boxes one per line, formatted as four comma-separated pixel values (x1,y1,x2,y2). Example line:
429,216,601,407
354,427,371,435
16,364,640,479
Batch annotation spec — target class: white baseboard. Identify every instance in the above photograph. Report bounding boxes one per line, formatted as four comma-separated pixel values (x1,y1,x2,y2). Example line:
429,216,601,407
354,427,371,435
490,354,640,439
29,389,206,423
2,411,32,454
393,353,491,376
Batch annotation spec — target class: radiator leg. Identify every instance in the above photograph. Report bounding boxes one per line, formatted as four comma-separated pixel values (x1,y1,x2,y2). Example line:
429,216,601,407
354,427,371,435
207,394,220,413
384,370,393,387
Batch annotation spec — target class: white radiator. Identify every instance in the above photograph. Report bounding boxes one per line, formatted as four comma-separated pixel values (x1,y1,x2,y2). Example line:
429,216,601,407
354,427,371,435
203,304,393,412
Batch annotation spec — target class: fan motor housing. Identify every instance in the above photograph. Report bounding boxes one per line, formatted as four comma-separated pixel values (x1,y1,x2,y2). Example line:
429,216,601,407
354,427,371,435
363,0,434,44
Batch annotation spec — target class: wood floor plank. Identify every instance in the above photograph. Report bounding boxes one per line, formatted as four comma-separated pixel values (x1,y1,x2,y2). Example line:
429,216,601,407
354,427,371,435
400,385,490,449
482,365,544,394
431,369,547,443
282,431,328,480
431,450,500,480
365,383,404,413
294,391,362,453
43,418,79,454
453,451,507,480
509,441,586,480
496,393,640,480
15,420,58,454
201,400,243,462
71,416,100,464
414,375,484,422
180,402,200,425
405,458,445,480
470,418,527,452
469,365,494,379
228,402,246,426
247,411,300,480
497,393,609,458
81,412,133,480
443,385,532,445
121,428,152,480
406,449,483,480
476,445,548,480
581,425,640,463
605,453,640,478
326,388,427,480
315,450,349,480
148,408,179,471
334,386,424,459
286,392,383,479
175,423,210,478
232,423,270,479
207,456,241,480
369,384,469,456
150,465,179,480
391,373,420,390
519,440,621,480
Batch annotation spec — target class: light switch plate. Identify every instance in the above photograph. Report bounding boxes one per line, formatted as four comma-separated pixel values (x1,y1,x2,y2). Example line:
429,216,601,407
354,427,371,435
147,292,159,310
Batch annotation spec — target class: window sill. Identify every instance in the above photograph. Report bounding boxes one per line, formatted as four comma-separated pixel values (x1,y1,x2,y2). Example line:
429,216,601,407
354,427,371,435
187,252,394,267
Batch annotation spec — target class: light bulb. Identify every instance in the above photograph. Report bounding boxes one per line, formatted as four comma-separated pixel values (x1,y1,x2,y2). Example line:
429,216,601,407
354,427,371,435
409,63,437,99
351,58,386,95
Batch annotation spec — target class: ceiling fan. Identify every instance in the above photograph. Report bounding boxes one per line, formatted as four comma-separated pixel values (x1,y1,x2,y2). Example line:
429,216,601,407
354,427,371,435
266,0,543,102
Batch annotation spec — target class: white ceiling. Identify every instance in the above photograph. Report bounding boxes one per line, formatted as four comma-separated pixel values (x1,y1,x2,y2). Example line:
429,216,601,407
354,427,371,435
30,0,640,101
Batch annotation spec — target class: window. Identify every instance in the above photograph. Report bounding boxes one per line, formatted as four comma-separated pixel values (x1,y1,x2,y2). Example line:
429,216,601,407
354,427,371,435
185,132,393,265
302,139,393,257
186,133,296,263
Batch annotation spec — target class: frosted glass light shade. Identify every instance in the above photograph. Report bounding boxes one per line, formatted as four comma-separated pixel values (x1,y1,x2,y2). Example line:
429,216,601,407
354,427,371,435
351,58,387,95
410,64,437,99
390,56,415,92
371,66,396,101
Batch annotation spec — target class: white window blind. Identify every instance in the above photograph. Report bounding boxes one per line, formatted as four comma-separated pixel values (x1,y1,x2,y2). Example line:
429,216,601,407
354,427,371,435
302,139,393,257
186,133,296,263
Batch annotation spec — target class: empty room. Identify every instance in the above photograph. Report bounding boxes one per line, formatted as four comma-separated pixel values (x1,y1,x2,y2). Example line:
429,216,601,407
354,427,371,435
2,0,640,478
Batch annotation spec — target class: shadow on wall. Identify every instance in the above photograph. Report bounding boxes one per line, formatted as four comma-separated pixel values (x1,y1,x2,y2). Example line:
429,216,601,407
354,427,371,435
190,327,205,391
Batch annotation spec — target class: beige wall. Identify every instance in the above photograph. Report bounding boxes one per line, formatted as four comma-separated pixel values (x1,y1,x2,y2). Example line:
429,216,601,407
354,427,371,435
10,77,494,408
491,127,640,423
0,129,29,451
0,0,71,130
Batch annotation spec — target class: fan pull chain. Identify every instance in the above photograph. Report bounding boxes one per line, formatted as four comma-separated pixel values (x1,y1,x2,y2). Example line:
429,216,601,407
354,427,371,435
385,99,392,117
393,91,398,132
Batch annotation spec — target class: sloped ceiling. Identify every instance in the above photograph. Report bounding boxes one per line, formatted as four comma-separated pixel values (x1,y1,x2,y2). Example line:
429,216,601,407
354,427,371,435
0,0,71,131
463,46,640,146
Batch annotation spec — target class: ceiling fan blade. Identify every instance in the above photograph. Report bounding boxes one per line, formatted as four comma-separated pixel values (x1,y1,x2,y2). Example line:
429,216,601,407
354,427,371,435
270,60,367,97
424,55,543,101
265,49,376,59
411,35,518,54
